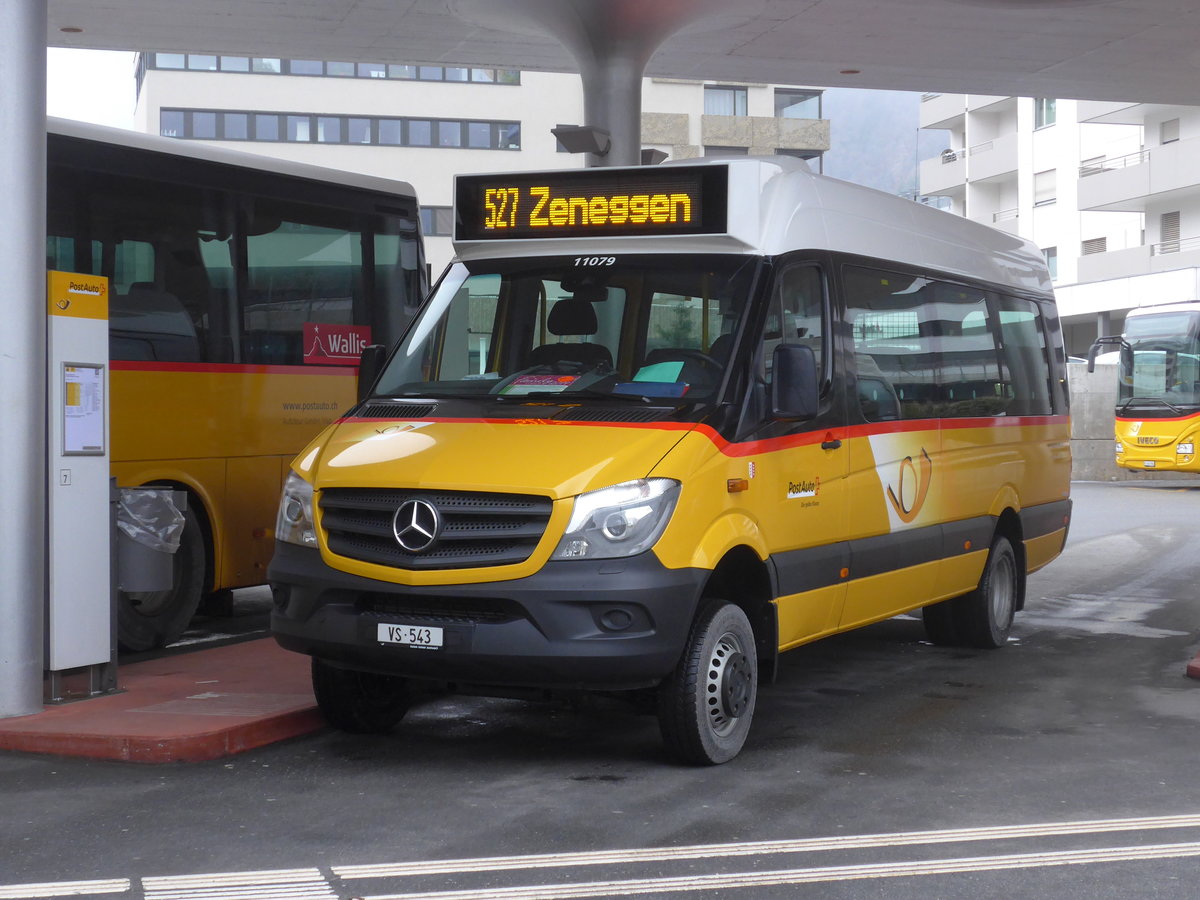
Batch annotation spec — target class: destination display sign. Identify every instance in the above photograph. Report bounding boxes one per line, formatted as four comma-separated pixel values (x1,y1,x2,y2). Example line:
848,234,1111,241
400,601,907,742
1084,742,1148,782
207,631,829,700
454,165,728,240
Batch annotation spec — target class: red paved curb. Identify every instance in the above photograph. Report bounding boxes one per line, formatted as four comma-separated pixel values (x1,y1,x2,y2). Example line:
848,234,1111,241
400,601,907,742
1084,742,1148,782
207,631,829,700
0,639,324,763
1188,649,1200,681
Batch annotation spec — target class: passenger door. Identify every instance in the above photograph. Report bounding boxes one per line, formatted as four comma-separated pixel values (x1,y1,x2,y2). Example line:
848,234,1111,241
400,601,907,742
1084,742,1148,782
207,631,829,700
736,260,849,648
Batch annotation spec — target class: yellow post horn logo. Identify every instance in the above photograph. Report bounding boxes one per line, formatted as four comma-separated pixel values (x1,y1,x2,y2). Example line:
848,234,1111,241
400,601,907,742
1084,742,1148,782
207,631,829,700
887,448,932,523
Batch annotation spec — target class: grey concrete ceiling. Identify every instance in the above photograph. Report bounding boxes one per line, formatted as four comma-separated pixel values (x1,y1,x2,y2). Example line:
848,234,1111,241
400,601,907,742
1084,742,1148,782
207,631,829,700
47,0,1200,106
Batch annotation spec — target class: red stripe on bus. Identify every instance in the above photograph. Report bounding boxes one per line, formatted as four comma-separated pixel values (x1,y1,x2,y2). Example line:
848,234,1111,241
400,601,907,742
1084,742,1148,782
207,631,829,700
1116,410,1200,424
336,413,1070,458
111,361,357,376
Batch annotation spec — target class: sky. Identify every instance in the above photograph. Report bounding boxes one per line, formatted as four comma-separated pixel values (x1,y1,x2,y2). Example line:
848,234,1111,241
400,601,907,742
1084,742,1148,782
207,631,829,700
47,48,137,129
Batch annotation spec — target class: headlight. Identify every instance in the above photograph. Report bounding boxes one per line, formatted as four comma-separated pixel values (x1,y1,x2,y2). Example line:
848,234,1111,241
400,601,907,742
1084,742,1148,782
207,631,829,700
275,471,317,547
1177,442,1194,455
552,479,680,560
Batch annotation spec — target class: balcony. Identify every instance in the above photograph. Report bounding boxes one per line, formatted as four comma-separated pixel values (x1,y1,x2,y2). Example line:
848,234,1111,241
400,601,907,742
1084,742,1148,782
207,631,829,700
1151,235,1200,274
1076,244,1152,283
920,148,966,195
967,132,1018,183
966,94,1011,113
990,208,1020,235
1078,137,1200,212
920,92,965,129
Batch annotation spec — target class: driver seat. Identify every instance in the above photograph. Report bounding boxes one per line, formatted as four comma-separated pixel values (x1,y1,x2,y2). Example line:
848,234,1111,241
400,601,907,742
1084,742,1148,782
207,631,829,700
528,300,613,371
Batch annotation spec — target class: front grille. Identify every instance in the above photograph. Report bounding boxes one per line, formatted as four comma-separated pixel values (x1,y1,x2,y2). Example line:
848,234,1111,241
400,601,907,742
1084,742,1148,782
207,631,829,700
320,488,553,570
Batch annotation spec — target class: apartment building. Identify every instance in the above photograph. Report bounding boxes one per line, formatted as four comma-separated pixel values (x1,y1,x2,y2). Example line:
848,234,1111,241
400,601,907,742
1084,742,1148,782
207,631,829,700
133,53,830,273
919,93,1200,357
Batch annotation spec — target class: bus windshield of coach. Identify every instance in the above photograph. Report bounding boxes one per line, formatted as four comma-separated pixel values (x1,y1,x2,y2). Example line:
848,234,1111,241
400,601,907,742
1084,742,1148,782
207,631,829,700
1119,312,1200,408
372,254,760,404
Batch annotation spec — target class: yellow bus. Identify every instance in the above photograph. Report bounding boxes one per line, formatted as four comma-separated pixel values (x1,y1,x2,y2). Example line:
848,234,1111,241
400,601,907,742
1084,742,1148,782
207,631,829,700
270,158,1072,764
1088,303,1200,473
47,118,426,651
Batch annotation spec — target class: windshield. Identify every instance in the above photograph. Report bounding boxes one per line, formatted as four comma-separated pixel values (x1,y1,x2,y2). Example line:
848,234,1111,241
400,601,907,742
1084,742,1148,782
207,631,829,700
374,254,760,403
1119,312,1200,412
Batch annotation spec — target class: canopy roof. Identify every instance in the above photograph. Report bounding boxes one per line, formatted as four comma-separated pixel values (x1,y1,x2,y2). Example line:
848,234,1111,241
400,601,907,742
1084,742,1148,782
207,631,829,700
48,0,1200,106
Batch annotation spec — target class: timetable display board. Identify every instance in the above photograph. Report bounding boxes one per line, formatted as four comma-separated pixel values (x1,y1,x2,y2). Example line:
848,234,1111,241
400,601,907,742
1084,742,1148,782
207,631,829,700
455,165,729,241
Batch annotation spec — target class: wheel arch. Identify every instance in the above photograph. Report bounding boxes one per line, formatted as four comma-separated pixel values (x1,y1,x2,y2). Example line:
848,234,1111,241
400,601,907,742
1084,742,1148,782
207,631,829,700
701,545,778,683
993,507,1027,612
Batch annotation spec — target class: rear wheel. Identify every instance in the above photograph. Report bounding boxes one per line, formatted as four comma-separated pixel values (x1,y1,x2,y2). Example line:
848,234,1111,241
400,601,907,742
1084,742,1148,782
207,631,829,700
117,505,206,652
311,659,411,733
954,535,1019,649
658,600,757,765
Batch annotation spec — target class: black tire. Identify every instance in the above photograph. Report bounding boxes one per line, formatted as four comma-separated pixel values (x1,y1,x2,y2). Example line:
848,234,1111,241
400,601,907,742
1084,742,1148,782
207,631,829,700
658,600,757,765
953,535,1020,649
117,505,206,652
311,659,411,734
922,600,960,645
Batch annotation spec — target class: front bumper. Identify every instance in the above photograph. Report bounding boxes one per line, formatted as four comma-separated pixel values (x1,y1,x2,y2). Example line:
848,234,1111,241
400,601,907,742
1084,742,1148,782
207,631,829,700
268,541,706,691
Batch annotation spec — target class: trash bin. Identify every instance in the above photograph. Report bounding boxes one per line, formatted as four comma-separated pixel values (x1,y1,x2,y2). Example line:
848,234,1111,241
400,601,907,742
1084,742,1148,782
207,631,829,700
116,488,187,593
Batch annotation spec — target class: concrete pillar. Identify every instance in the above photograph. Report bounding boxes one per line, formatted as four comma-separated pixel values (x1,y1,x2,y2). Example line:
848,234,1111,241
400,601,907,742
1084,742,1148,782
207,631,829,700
449,0,726,166
1097,309,1114,338
0,0,47,718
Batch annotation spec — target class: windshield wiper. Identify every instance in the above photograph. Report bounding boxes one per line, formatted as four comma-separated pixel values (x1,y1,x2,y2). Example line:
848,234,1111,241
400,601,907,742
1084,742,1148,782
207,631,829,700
521,388,654,402
1118,396,1184,416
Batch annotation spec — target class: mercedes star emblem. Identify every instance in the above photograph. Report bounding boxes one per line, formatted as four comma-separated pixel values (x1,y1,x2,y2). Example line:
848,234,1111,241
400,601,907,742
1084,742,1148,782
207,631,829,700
392,499,441,552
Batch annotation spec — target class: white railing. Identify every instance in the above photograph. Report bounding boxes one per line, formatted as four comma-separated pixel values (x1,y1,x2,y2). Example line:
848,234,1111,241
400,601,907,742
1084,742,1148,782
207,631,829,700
1079,149,1150,178
1152,235,1200,255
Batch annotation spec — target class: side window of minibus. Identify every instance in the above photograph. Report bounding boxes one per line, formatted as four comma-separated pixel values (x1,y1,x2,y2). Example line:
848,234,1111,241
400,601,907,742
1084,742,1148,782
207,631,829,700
759,264,825,386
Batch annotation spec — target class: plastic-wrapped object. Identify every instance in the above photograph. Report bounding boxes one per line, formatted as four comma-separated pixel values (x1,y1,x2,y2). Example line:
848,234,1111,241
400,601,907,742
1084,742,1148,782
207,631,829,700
117,488,186,553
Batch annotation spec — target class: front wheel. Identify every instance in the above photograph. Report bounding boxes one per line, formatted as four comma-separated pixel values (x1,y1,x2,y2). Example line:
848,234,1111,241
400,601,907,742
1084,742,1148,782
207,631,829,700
311,659,411,734
954,535,1020,648
658,600,758,765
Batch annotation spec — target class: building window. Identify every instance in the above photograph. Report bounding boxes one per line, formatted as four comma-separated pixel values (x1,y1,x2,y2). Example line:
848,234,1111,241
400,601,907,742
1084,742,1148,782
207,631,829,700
704,85,748,116
774,88,821,119
704,146,749,157
1081,237,1108,255
420,207,454,236
1043,247,1058,280
289,59,324,76
160,108,522,150
142,53,519,85
1034,169,1056,207
1034,97,1057,129
1161,118,1180,145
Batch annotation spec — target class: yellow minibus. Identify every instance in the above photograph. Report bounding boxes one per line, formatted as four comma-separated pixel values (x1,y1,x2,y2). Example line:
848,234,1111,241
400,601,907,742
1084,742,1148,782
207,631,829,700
270,157,1072,764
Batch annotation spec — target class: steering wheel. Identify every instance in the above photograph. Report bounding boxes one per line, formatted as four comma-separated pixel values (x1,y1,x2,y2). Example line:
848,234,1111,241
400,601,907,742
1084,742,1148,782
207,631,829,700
651,349,719,371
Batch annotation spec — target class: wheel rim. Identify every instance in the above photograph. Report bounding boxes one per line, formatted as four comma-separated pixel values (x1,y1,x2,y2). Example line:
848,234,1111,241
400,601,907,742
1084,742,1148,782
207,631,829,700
705,630,753,737
989,550,1016,630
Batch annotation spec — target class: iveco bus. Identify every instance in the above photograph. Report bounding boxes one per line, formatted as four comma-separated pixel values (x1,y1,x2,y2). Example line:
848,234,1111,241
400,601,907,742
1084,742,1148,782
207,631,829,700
270,156,1072,764
1089,303,1200,473
48,118,426,651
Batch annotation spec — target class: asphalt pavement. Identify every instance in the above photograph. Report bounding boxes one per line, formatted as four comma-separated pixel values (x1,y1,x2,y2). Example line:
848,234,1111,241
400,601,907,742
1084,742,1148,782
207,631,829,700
1,481,1198,900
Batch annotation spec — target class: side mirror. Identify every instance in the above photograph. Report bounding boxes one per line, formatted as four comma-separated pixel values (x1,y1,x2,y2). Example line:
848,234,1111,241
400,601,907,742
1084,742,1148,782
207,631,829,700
1086,335,1130,373
771,344,819,420
357,344,387,402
